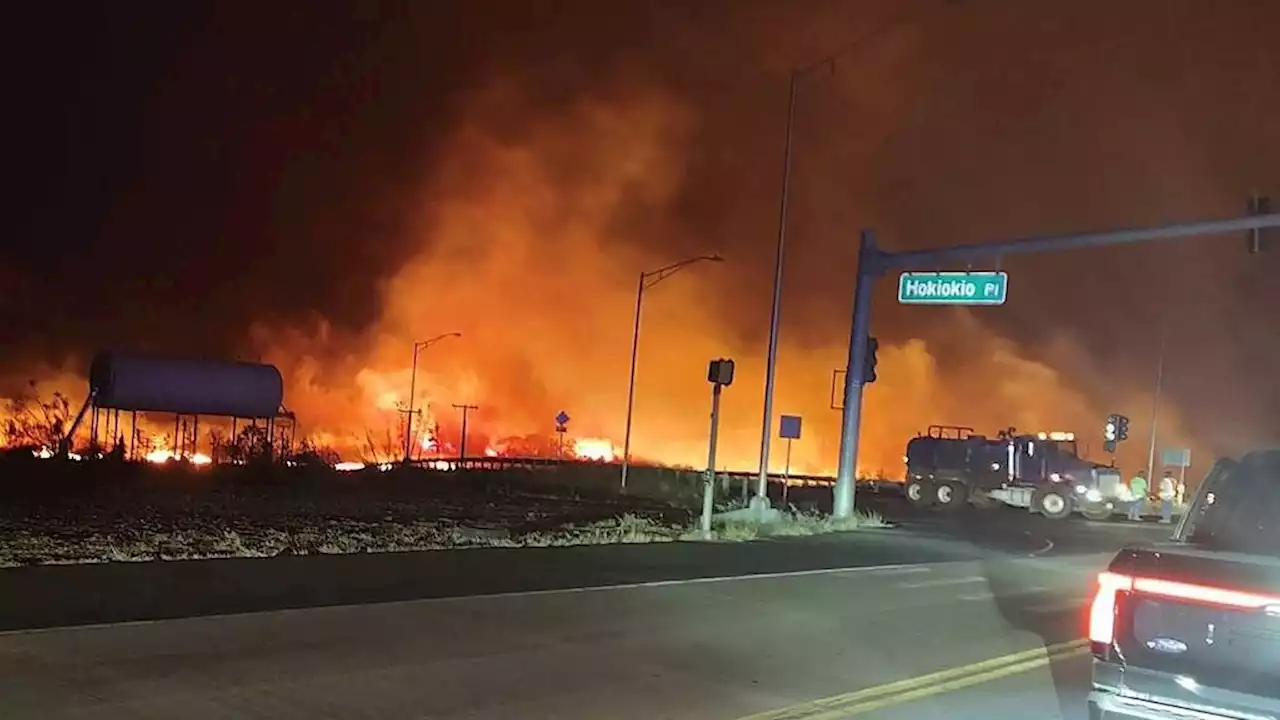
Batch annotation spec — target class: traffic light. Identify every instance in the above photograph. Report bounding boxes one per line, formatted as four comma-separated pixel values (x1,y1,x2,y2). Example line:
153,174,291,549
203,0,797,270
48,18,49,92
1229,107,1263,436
864,336,879,384
1247,194,1275,254
707,358,735,386
1103,413,1130,453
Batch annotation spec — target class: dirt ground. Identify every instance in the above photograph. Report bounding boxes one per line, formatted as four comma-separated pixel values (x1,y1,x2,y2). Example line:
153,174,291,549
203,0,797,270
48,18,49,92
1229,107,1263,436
0,458,696,565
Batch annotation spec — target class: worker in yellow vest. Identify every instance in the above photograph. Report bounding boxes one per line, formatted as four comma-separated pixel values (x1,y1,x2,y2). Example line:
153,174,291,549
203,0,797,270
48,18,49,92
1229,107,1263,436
1127,470,1148,521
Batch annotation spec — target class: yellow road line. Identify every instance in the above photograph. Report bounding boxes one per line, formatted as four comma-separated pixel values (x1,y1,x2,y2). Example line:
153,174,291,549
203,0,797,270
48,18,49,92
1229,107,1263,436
738,638,1088,720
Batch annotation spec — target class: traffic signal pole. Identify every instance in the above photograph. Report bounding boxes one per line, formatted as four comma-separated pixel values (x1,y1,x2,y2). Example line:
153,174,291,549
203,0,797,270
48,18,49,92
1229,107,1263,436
831,211,1280,519
833,230,880,518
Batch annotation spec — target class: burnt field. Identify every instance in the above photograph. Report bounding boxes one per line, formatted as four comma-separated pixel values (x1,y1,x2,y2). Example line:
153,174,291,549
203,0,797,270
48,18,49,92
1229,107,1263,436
0,457,718,566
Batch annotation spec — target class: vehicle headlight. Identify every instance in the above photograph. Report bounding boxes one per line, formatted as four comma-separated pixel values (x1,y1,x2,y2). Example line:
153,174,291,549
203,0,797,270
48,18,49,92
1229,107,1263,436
1086,488,1102,503
1075,484,1088,494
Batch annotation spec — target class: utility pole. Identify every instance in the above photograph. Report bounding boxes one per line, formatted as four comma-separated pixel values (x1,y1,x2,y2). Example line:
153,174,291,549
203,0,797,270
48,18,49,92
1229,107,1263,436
832,210,1280,519
452,404,478,460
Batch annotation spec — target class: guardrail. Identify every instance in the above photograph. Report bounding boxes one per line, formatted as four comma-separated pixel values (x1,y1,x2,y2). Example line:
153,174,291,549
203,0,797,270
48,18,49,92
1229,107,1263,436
406,456,901,492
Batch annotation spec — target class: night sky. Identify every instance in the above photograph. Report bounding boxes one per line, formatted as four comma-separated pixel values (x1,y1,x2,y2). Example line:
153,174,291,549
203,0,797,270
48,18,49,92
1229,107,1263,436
7,0,1280,471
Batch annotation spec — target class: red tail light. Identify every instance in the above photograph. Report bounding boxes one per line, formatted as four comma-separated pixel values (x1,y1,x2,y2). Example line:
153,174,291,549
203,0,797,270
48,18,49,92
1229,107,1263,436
1088,571,1280,645
1089,572,1132,644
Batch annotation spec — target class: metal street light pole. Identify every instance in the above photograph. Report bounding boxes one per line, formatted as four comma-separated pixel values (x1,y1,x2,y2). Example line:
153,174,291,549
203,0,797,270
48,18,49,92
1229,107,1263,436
1145,313,1169,484
403,332,462,463
620,254,724,491
756,12,935,505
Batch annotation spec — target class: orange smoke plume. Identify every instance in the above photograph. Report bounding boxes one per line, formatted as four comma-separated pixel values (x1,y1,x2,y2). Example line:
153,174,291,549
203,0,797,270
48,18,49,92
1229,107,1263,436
241,82,1203,478
3,82,1208,481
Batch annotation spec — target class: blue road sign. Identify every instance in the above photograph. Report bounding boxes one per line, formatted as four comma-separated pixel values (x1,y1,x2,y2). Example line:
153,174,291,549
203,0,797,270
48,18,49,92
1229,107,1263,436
779,414,802,440
1161,448,1191,468
555,411,570,426
897,271,1008,306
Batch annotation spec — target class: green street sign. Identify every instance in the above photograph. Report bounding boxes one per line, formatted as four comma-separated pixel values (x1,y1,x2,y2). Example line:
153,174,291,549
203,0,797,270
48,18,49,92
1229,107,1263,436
897,271,1008,306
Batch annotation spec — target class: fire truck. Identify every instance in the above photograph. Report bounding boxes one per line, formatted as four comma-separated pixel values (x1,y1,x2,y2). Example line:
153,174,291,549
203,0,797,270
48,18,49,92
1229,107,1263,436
904,425,1124,520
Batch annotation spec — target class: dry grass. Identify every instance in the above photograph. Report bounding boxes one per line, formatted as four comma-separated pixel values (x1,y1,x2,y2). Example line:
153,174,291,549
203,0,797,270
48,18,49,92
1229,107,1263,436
683,507,889,542
0,508,887,567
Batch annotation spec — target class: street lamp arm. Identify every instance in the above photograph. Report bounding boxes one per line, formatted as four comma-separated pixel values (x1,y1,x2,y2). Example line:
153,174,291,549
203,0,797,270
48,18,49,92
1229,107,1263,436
641,254,723,290
793,1,947,79
415,332,463,350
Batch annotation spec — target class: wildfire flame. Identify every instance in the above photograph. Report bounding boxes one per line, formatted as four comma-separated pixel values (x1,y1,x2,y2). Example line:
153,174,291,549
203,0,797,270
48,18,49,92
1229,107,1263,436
144,449,212,466
572,437,615,462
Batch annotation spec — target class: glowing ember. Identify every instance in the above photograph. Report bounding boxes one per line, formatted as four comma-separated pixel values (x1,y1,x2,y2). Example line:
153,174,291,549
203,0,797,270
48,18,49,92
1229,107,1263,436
483,446,499,457
334,461,365,472
573,437,615,462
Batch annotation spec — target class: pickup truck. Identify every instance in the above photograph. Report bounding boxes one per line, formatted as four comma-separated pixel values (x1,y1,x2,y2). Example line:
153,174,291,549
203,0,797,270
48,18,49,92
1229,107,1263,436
1087,452,1280,719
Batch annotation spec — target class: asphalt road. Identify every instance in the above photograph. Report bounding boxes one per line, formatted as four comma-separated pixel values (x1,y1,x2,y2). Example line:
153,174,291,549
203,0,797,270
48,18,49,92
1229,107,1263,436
0,499,1174,719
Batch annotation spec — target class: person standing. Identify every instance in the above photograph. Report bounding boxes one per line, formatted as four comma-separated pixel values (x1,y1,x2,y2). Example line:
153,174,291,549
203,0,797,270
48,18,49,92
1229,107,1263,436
1159,470,1177,524
1128,470,1149,521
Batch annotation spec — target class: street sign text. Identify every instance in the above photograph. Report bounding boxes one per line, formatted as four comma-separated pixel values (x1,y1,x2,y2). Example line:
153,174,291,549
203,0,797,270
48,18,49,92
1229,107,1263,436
897,271,1008,306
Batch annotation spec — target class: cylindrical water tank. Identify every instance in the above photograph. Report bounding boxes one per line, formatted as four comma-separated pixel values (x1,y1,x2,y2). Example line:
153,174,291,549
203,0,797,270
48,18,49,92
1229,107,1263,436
89,351,284,418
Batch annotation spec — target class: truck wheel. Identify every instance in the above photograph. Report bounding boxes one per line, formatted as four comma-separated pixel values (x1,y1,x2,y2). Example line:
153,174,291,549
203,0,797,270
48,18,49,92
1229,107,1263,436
1081,503,1112,521
935,481,969,510
906,479,935,507
1033,487,1072,520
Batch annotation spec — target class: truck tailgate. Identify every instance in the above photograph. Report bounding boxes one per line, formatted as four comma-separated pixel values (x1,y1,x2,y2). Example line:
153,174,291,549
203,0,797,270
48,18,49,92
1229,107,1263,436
1096,545,1280,705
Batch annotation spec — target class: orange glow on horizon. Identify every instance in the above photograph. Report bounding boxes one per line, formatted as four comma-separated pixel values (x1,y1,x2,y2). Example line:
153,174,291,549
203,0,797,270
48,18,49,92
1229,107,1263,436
0,86,1210,479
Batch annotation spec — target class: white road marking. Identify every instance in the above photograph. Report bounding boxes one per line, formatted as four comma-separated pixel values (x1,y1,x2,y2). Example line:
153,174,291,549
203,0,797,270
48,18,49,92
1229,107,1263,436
958,591,996,601
898,575,987,589
1030,539,1055,556
865,565,933,576
0,561,927,637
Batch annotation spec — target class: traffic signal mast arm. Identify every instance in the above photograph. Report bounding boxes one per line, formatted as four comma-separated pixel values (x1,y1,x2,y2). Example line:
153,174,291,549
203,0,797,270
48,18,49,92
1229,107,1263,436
833,209,1280,519
865,212,1280,275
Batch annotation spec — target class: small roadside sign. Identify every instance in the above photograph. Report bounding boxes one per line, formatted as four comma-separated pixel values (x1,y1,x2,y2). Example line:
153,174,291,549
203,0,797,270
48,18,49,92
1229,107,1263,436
1161,448,1191,468
555,411,570,427
779,415,802,440
897,271,1008,306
